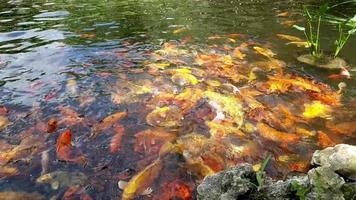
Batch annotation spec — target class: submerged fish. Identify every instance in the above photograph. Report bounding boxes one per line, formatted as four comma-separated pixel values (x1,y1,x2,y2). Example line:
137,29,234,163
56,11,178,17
0,191,45,200
40,150,49,175
36,170,88,190
0,116,10,130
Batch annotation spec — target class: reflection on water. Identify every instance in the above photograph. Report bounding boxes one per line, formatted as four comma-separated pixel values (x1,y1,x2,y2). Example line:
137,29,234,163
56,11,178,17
0,0,355,199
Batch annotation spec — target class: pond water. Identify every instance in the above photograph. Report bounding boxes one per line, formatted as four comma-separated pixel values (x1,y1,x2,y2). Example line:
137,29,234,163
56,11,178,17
0,0,355,199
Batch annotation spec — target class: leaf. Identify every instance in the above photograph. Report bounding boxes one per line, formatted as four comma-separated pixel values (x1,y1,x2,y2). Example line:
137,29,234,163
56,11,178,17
201,153,225,172
0,166,19,178
62,185,93,200
110,125,125,153
0,116,10,130
173,27,188,34
92,111,127,137
291,181,309,200
226,33,247,39
185,159,215,178
295,127,315,138
155,42,188,56
0,106,8,115
276,11,289,17
127,82,153,95
158,141,184,157
134,129,176,155
276,34,304,42
56,130,86,164
287,41,311,48
302,101,331,119
266,76,322,93
195,54,233,66
288,161,310,173
146,106,183,128
171,71,199,86
111,81,154,104
208,35,223,40
306,91,341,106
0,191,45,200
253,46,276,58
256,154,272,187
56,130,72,161
158,180,192,200
36,170,88,189
122,159,163,200
248,70,257,83
80,33,96,39
0,135,46,165
47,118,57,133
349,28,356,34
146,63,171,70
326,121,356,136
176,133,210,156
266,79,291,94
66,79,77,96
328,67,351,80
232,47,246,60
257,122,300,143
318,131,336,148
175,88,204,113
59,106,84,126
205,79,222,87
328,74,348,80
224,38,235,43
277,154,299,163
204,91,244,127
293,25,306,31
251,58,286,72
280,20,297,27
206,120,246,138
118,180,129,190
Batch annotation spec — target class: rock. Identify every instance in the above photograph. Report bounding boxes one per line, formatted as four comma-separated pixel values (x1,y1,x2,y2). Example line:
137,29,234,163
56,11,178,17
261,176,308,200
197,164,256,200
297,54,347,69
311,144,356,180
342,182,356,200
197,144,356,200
306,167,345,200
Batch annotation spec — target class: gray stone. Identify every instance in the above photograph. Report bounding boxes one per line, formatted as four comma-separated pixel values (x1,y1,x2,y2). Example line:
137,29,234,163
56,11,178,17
262,176,308,200
197,164,257,200
197,144,356,200
308,167,345,190
342,182,356,200
306,167,346,200
297,54,347,69
312,144,356,180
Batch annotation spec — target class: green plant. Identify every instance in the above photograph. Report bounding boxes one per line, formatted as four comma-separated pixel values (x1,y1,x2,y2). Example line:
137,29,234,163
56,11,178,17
256,153,272,189
295,2,356,60
291,181,310,200
334,15,356,58
294,4,329,59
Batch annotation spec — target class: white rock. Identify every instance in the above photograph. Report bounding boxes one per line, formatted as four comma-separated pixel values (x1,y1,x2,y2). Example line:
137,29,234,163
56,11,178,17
312,144,356,180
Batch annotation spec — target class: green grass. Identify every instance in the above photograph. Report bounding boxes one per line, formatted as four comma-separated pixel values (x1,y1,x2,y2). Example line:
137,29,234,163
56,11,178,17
294,2,356,60
256,154,272,189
